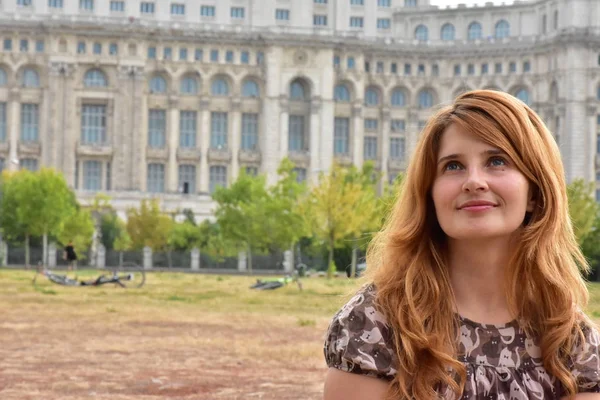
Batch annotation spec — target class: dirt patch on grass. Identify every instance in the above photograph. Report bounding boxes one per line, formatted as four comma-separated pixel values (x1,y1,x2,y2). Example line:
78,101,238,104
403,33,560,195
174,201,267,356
0,295,329,400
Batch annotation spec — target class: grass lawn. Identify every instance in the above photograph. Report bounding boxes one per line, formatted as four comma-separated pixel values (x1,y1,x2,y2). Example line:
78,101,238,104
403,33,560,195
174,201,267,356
1,268,599,400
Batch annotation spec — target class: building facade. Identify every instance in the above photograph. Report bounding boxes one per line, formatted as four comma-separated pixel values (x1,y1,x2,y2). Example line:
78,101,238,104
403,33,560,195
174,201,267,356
0,0,599,220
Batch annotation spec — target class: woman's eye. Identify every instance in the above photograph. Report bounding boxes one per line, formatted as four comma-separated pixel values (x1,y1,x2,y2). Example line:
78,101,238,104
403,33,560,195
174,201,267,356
489,157,507,167
444,161,461,171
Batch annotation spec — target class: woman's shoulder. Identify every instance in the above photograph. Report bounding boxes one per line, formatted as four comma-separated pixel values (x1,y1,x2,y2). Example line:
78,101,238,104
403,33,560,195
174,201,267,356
323,284,397,380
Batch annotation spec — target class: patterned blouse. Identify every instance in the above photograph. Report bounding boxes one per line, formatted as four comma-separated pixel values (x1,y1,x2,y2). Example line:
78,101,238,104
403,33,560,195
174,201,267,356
324,284,600,399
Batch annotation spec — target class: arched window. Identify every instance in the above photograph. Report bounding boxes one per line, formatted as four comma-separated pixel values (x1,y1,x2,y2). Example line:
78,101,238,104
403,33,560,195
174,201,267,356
495,20,510,39
0,68,6,86
290,80,307,101
180,75,198,95
365,87,380,106
467,22,482,41
390,89,406,107
515,88,531,105
149,75,167,93
334,84,350,102
242,80,260,97
83,69,108,87
415,25,428,42
418,89,434,109
22,68,40,88
211,78,230,96
441,23,455,41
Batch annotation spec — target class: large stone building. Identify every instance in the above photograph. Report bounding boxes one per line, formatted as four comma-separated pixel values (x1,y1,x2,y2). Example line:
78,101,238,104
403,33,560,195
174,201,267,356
0,0,599,220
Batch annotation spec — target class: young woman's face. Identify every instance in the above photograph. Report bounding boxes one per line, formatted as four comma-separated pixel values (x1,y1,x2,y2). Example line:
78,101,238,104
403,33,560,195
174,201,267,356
431,124,534,242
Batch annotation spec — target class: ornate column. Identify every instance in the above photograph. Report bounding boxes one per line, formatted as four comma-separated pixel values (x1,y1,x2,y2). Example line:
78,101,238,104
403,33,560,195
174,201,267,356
380,107,391,185
352,103,363,168
7,89,20,171
230,97,241,182
168,96,179,192
278,95,289,160
309,96,322,182
199,97,211,193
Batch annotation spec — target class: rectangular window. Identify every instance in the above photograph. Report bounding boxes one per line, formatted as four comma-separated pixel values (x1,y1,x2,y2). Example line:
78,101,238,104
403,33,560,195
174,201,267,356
405,0,417,6
211,112,228,149
432,64,439,76
347,57,355,69
350,0,364,5
313,15,328,26
454,64,461,76
334,117,350,155
468,64,475,75
110,1,125,12
404,63,411,76
35,40,45,53
179,48,188,61
81,105,106,145
364,119,378,131
597,134,600,154
231,7,245,19
314,0,328,3
20,39,28,53
225,50,234,63
3,39,12,51
293,167,306,183
377,18,391,29
83,160,102,191
241,51,250,64
48,0,64,8
147,163,165,193
17,0,32,6
140,2,155,13
350,17,364,28
209,166,227,194
179,111,197,148
20,158,38,172
171,3,185,15
210,49,219,62
178,165,196,194
275,9,290,20
363,137,378,160
509,61,517,73
246,167,258,176
109,43,118,55
495,62,503,74
390,137,406,160
77,41,86,54
20,104,39,142
376,62,384,73
92,42,102,55
200,5,215,17
523,61,531,72
241,113,259,150
418,64,425,75
106,161,111,190
80,0,94,11
195,48,203,61
481,63,489,75
378,0,391,6
0,103,6,142
148,109,166,148
391,119,405,132
148,46,156,59
364,62,370,72
333,56,340,67
288,115,305,151
164,47,172,60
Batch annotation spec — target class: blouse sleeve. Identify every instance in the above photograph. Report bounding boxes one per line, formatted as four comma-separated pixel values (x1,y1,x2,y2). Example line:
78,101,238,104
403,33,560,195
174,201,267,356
570,321,600,393
323,285,397,381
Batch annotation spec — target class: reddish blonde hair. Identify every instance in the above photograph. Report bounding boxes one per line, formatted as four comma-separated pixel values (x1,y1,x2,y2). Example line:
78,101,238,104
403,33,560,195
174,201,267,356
366,89,590,398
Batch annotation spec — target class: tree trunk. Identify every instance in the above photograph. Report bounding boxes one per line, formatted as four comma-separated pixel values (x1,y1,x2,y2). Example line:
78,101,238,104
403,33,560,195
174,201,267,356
247,242,253,274
25,234,30,267
350,245,358,278
43,232,48,267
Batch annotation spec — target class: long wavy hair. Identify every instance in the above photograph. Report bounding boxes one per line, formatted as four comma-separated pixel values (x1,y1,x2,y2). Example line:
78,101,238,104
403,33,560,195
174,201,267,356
365,89,591,399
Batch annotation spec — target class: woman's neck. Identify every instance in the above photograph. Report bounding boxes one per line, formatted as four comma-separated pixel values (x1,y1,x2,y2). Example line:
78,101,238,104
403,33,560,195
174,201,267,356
447,237,515,325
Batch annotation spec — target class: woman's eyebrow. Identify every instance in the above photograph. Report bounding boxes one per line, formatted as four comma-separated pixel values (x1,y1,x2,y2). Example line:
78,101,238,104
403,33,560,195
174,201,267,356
437,149,505,165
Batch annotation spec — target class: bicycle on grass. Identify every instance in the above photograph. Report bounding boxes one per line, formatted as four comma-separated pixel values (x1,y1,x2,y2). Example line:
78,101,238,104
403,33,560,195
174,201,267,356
32,261,146,288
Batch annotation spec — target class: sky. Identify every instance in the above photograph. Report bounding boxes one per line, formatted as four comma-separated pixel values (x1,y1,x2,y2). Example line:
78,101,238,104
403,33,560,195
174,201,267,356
429,0,515,7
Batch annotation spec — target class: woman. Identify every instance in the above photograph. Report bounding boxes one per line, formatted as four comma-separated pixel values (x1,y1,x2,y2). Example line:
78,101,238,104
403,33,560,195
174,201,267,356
64,240,78,272
324,90,600,399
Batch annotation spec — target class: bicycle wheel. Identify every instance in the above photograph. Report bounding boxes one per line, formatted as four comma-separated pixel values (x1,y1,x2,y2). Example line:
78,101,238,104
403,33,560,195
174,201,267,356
111,262,146,288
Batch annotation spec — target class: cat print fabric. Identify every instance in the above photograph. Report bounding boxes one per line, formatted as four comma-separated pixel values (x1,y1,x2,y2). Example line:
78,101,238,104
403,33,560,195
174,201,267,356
324,284,600,399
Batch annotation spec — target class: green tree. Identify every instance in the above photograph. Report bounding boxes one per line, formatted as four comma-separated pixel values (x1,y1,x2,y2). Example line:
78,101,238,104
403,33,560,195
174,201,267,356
212,170,271,272
567,179,599,245
56,208,95,257
169,222,202,251
301,164,374,278
100,213,127,250
126,199,174,251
